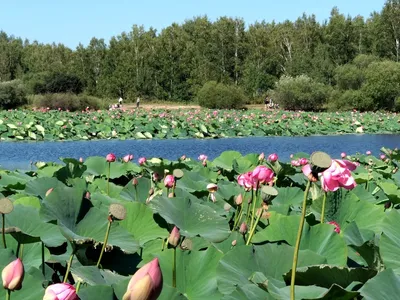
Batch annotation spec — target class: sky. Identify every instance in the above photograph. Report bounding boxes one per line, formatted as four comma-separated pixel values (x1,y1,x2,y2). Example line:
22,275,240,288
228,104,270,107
0,0,386,49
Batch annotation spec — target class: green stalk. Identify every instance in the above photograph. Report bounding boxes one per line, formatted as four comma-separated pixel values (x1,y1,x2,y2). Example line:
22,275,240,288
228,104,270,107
290,180,312,300
172,248,177,288
2,213,6,249
5,289,10,300
96,219,112,268
321,192,327,224
41,242,45,277
107,162,111,195
16,242,20,258
76,281,82,294
245,190,254,224
134,186,138,201
19,244,24,261
249,189,258,231
63,251,75,283
233,204,242,230
246,209,262,245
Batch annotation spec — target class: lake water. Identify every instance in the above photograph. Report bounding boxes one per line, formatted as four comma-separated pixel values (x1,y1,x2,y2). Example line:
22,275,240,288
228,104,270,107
0,134,399,170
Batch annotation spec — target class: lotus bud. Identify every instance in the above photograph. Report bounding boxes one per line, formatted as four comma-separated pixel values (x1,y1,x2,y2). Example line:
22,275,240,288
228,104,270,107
393,168,398,174
132,178,139,186
153,172,160,182
202,160,207,167
328,221,341,234
198,154,207,161
224,203,232,211
168,226,180,248
43,283,78,300
231,240,237,246
45,188,53,197
235,194,243,205
85,191,91,199
298,158,308,166
366,151,371,155
79,157,83,163
122,258,163,300
168,192,174,198
340,152,346,158
2,258,24,291
207,183,218,193
123,154,134,163
138,157,147,165
148,188,154,196
258,152,265,161
106,153,116,162
268,153,278,162
380,154,386,160
180,155,186,161
239,222,248,234
164,175,175,188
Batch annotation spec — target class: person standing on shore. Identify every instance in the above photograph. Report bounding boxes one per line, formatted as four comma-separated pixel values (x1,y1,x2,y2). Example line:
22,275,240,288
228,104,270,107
136,96,140,108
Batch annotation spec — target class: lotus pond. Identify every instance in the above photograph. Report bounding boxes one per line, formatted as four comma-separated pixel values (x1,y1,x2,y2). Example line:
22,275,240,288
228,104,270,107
0,109,399,141
1,148,400,299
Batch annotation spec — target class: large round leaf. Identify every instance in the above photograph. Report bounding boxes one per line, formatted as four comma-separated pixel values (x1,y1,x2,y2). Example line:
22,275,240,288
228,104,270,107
360,269,400,300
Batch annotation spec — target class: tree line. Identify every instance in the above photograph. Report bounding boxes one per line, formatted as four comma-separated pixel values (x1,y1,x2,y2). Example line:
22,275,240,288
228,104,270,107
0,1,399,110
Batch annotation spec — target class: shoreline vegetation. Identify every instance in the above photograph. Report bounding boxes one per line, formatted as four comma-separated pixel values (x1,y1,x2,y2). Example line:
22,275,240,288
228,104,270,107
0,108,398,142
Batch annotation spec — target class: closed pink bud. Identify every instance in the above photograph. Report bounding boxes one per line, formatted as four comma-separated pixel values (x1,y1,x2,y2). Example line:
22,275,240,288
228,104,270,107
2,258,24,291
79,157,83,163
258,152,265,161
43,283,78,300
328,221,341,234
123,154,134,163
198,154,207,161
366,151,372,155
340,152,346,158
106,153,116,162
380,154,386,160
298,158,308,166
235,194,243,205
239,222,248,234
180,155,186,161
46,188,53,197
164,175,175,188
138,157,147,165
132,178,139,186
153,172,160,182
231,240,237,246
85,191,91,199
268,153,278,162
168,226,180,247
123,258,163,300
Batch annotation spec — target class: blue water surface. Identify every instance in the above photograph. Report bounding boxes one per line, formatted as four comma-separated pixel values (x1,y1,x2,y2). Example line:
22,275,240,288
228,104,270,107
0,134,399,170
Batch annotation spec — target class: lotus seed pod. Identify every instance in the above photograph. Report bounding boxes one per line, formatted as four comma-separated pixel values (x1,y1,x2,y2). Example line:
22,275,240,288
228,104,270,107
173,169,184,179
310,151,332,173
109,204,127,221
0,198,13,215
207,183,218,193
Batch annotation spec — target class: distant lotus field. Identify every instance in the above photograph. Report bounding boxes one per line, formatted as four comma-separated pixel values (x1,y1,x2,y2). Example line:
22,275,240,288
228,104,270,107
0,108,399,141
1,148,400,299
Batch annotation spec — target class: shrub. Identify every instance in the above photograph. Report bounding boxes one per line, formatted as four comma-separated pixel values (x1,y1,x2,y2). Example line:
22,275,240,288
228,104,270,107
270,75,331,111
31,73,84,94
38,93,104,111
196,81,246,109
330,90,374,111
361,61,400,110
0,80,27,109
334,64,364,90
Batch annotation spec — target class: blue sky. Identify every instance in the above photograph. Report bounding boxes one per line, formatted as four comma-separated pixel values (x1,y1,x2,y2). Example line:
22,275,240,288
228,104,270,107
0,0,385,49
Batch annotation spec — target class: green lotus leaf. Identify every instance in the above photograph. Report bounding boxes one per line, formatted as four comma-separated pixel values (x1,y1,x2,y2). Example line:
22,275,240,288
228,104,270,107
120,177,152,203
380,210,400,269
78,285,115,300
213,151,243,171
25,177,66,199
360,269,400,300
150,196,230,243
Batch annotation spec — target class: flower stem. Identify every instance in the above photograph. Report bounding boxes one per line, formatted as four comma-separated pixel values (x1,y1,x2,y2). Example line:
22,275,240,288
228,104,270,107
76,281,82,294
245,190,254,224
2,214,6,249
63,251,75,283
41,242,46,277
19,244,24,261
96,219,112,268
290,180,312,300
233,204,242,230
246,209,262,245
321,192,327,224
172,248,177,288
107,162,111,195
249,189,258,231
5,289,10,300
134,186,138,201
16,242,20,258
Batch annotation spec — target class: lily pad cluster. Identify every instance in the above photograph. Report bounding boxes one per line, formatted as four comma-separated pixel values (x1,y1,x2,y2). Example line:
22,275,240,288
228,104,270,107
0,148,399,299
0,109,399,141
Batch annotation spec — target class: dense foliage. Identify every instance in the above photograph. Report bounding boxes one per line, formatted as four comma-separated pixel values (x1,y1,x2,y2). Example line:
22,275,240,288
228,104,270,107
29,73,84,95
0,109,399,141
37,93,105,111
0,80,27,109
196,81,245,109
0,1,399,111
0,148,399,299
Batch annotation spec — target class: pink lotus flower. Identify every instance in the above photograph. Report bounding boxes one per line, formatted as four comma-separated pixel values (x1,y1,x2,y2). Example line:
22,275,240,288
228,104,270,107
328,221,341,233
380,154,386,160
298,158,308,166
43,283,78,300
123,154,134,163
302,159,358,192
291,160,301,167
268,153,278,162
168,226,180,247
238,172,256,190
366,151,372,155
123,258,163,300
252,166,274,184
164,175,175,188
340,152,346,158
138,157,147,165
106,153,116,162
2,258,24,291
198,154,208,161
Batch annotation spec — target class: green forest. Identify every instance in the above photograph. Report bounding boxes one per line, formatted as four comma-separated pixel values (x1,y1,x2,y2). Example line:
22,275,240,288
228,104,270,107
0,1,400,111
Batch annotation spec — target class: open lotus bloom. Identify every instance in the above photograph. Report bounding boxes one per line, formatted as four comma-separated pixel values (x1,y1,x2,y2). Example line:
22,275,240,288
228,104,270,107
43,283,78,300
302,159,358,192
123,258,163,300
2,258,24,291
